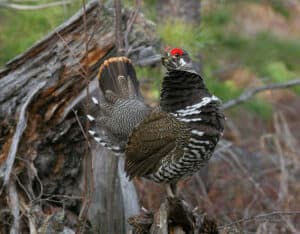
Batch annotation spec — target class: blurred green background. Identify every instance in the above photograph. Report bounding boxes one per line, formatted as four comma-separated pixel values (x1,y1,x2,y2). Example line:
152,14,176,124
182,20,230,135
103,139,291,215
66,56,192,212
1,0,300,120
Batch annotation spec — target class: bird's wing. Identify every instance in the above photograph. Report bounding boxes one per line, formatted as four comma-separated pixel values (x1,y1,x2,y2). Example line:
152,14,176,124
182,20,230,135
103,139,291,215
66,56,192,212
125,110,191,179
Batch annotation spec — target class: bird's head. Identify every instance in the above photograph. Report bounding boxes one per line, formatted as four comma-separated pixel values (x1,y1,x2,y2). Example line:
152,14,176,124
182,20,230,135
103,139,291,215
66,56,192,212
162,47,193,71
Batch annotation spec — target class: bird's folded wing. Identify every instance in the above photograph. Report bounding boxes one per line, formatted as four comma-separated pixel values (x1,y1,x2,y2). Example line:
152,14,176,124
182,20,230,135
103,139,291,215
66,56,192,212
125,110,190,179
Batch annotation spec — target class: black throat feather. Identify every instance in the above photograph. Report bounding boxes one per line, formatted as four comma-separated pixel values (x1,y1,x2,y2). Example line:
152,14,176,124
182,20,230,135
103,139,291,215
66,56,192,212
160,70,211,113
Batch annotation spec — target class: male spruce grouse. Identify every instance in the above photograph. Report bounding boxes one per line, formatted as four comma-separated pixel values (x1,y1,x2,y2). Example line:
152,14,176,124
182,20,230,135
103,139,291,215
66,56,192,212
87,48,225,193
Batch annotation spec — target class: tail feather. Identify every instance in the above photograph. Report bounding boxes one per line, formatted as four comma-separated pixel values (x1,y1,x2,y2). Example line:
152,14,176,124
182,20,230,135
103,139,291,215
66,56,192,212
98,57,141,98
88,57,150,154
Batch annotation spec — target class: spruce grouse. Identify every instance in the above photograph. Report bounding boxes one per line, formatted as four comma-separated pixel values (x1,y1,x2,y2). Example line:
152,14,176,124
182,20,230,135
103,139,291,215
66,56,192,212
87,48,225,184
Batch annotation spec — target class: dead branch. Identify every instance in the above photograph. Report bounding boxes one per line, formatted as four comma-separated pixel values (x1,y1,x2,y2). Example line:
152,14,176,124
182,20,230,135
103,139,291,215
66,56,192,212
134,53,162,66
150,202,168,234
219,211,300,230
77,1,94,231
0,81,46,191
124,0,141,56
114,0,123,54
0,0,74,10
8,178,20,234
129,197,218,233
222,79,300,109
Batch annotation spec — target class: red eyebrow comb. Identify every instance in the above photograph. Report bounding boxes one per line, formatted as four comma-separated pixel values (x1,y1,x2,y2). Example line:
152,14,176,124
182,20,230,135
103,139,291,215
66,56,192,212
170,48,184,56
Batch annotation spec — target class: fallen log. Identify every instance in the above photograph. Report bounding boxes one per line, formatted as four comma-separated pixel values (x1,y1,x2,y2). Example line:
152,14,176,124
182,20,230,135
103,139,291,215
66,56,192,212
0,1,159,233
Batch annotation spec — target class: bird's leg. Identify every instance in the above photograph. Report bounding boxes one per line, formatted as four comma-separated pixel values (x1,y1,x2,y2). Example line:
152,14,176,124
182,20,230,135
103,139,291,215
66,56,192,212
166,181,177,197
166,184,174,197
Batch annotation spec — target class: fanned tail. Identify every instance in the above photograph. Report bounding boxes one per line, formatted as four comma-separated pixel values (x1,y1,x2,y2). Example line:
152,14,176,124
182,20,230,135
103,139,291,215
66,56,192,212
87,57,149,154
98,57,141,99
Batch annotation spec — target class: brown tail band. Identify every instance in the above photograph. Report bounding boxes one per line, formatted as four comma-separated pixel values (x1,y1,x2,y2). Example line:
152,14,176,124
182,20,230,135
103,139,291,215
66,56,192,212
98,56,132,80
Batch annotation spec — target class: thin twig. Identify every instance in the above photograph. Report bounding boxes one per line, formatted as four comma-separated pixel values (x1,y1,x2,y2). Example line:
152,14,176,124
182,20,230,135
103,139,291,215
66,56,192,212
0,0,74,10
114,0,123,54
16,156,44,202
86,25,97,50
11,0,40,2
226,149,274,209
273,113,298,233
222,79,300,109
55,32,87,78
124,0,141,55
72,109,91,148
219,211,300,229
41,194,83,200
14,174,33,202
77,1,94,232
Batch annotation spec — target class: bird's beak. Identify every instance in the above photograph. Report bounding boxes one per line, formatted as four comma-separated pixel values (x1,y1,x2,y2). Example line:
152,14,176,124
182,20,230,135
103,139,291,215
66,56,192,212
161,56,169,67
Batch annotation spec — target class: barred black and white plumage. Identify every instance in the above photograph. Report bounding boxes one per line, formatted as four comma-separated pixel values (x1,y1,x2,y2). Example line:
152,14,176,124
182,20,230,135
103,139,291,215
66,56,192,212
87,48,225,186
147,95,224,183
146,65,224,182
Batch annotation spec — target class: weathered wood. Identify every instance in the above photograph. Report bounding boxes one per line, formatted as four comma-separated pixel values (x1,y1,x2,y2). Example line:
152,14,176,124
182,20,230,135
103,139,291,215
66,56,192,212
118,157,140,231
129,197,218,234
8,178,20,234
0,81,47,189
0,1,159,233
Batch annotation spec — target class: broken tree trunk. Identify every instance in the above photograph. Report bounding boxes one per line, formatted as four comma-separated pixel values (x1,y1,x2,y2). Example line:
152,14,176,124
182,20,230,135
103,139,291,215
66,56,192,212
0,1,159,233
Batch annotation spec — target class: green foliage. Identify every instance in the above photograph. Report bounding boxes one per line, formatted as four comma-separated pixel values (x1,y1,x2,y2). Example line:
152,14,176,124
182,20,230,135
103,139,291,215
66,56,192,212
123,0,157,21
0,2,81,66
240,33,300,74
142,0,157,21
264,61,295,82
158,20,198,55
203,65,240,102
242,99,273,120
263,61,300,94
201,31,300,76
197,4,300,119
270,0,290,18
202,7,231,26
242,0,290,17
135,66,162,99
208,80,240,102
